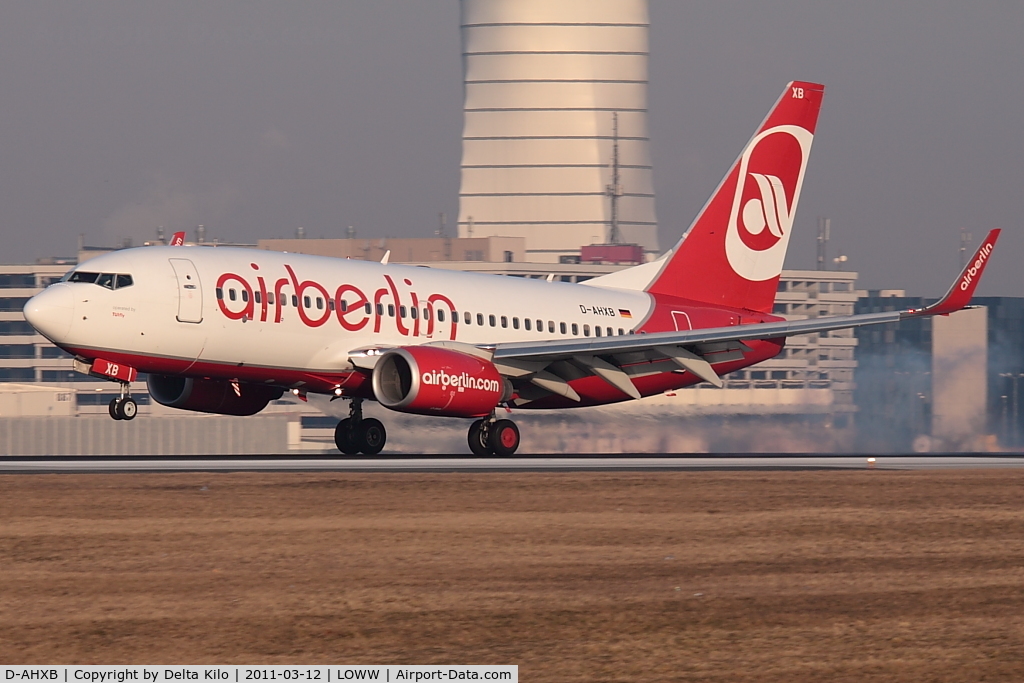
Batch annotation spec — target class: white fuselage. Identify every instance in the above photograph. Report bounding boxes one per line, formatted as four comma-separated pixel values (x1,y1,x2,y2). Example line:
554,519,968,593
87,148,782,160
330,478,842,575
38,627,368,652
32,246,654,380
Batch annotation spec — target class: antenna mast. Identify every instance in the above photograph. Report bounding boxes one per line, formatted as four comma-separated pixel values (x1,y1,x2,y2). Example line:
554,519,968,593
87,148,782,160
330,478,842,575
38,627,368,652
816,217,830,270
606,112,623,244
959,228,973,269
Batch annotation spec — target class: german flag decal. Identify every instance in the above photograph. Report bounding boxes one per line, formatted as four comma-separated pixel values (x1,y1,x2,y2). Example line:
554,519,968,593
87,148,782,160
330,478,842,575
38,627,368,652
618,309,632,319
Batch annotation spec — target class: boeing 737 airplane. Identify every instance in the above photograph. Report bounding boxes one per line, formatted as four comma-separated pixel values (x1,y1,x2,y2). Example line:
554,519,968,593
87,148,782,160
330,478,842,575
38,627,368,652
23,82,1000,455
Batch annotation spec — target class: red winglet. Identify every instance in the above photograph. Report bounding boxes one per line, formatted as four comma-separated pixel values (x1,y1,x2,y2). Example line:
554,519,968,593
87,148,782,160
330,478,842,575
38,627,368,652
907,228,1001,317
170,231,186,246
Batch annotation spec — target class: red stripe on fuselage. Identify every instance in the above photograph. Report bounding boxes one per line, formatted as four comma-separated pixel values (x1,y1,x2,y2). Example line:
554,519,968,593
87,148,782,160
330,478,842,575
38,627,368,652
62,345,371,396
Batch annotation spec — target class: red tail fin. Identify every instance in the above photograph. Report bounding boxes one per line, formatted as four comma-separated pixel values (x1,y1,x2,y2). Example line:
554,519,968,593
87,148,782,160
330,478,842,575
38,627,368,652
647,82,825,313
170,231,186,246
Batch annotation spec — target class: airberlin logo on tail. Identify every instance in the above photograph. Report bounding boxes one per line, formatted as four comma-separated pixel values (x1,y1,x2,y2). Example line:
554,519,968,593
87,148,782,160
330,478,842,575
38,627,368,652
743,173,790,241
724,125,814,282
422,370,500,394
960,242,995,291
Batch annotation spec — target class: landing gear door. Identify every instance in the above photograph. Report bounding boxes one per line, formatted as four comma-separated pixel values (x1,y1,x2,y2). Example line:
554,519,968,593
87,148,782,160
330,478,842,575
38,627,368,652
169,258,203,323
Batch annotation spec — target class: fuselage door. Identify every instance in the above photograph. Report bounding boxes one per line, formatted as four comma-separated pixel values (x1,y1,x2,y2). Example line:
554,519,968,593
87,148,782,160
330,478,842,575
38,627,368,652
671,311,692,331
169,258,203,323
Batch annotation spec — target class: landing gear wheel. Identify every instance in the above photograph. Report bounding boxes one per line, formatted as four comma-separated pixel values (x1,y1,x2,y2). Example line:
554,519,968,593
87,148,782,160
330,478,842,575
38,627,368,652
334,418,360,455
117,397,138,421
468,419,494,456
108,398,123,420
488,419,520,457
357,418,386,455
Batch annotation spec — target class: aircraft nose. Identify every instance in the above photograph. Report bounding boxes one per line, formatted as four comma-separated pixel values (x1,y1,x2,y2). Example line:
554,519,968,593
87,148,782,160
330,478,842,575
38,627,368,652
23,284,75,342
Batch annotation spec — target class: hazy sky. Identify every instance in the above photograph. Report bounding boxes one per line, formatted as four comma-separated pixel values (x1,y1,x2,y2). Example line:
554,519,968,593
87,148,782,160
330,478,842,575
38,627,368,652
1,1,1021,295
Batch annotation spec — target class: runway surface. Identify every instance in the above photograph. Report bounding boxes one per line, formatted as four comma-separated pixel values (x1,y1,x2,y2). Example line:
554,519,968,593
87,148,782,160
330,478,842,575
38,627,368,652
3,453,1024,473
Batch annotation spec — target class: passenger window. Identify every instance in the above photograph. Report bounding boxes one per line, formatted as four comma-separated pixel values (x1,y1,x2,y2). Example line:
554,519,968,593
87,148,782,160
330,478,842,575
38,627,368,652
388,304,395,317
400,306,407,318
291,295,298,308
303,296,311,308
327,299,334,311
340,300,348,312
477,313,484,326
607,327,613,337
316,297,324,310
538,320,544,332
524,318,531,331
254,291,262,304
583,324,590,336
500,316,507,328
595,327,602,337
423,308,430,321
559,322,567,334
365,303,372,314
96,273,114,289
438,310,446,323
229,289,237,301
465,312,472,325
513,317,520,330
571,323,578,335
377,303,384,316
115,274,133,289
618,328,624,336
410,307,418,320
242,290,250,303
489,315,496,327
268,293,275,305
548,321,554,333
216,288,223,300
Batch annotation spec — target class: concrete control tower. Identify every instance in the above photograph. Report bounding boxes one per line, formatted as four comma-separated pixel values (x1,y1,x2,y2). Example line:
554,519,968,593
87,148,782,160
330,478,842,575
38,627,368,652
457,0,659,263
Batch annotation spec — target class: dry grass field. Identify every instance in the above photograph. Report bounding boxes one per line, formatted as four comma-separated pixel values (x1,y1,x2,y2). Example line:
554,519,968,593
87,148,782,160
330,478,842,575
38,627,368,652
1,469,1023,681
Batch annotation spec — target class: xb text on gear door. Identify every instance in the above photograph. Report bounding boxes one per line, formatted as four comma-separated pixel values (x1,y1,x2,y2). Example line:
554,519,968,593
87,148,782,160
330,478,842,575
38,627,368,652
169,258,203,323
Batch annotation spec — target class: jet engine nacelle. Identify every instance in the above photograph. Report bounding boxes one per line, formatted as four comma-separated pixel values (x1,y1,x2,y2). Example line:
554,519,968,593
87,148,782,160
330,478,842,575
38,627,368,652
371,346,510,418
146,375,283,416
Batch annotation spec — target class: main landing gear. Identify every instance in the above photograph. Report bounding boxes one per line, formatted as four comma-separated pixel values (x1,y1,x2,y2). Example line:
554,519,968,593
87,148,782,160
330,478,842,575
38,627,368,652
334,398,387,456
331,403,522,457
108,382,138,421
468,416,521,457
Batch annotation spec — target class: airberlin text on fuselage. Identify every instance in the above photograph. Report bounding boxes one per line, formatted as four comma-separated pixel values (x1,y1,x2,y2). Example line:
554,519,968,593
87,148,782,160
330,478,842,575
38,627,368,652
215,263,458,340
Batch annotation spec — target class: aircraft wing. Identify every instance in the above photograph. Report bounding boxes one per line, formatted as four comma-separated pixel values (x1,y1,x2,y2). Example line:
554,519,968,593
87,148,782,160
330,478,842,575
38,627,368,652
491,310,900,362
482,229,1000,395
350,230,999,400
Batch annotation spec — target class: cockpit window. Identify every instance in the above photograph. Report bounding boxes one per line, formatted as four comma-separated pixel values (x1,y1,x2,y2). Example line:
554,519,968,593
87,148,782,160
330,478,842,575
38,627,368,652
66,271,134,289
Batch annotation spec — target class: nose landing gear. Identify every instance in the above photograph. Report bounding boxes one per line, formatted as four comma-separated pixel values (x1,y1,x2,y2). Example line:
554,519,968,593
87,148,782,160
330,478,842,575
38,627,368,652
468,416,521,456
108,382,138,421
334,398,387,455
